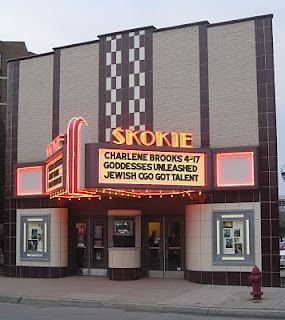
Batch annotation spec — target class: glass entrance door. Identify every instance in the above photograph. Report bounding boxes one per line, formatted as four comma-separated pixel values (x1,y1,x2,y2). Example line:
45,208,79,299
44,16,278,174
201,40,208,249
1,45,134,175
143,216,184,278
74,220,89,274
147,219,162,275
72,217,107,276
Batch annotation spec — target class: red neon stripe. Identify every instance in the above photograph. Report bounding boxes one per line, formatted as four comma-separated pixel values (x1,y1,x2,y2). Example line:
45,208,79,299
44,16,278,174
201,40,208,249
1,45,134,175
66,118,76,193
216,151,255,187
73,119,80,193
66,117,88,194
16,166,43,196
73,118,88,193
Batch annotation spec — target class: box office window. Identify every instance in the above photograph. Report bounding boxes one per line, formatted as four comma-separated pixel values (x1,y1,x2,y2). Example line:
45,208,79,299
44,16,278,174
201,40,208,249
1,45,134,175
112,218,135,248
213,211,254,265
21,216,50,261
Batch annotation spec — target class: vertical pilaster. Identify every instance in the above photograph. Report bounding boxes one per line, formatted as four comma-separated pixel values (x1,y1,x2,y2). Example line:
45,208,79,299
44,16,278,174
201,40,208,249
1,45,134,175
4,60,19,276
52,49,61,139
255,15,279,287
199,23,210,147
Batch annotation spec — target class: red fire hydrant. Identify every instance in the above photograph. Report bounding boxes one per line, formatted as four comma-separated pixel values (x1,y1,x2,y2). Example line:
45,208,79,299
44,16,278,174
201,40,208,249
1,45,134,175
248,265,263,300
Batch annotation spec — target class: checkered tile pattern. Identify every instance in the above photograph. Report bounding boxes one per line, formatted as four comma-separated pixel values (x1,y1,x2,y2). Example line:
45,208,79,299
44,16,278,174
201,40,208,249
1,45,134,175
105,34,122,142
100,28,153,142
128,30,146,132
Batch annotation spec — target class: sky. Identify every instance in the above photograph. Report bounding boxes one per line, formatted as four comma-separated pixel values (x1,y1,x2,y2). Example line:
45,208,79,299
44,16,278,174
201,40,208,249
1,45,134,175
1,0,285,194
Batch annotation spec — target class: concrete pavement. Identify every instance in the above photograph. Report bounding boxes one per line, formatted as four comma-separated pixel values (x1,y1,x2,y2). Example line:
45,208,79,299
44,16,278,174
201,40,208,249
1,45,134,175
0,303,256,320
1,276,285,318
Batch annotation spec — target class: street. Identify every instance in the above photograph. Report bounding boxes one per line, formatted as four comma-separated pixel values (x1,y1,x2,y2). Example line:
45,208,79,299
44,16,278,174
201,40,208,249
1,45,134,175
0,302,253,320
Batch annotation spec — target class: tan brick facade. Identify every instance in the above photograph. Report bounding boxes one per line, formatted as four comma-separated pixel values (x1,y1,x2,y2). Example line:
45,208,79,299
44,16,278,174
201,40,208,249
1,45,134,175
153,27,201,147
8,15,278,286
185,202,261,273
208,21,259,148
18,55,53,162
16,22,260,154
59,43,99,142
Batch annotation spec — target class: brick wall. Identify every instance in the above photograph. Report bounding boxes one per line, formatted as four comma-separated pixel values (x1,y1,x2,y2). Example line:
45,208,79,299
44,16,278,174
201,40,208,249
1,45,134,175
17,55,53,162
153,27,201,147
208,21,259,148
0,41,32,104
59,43,99,142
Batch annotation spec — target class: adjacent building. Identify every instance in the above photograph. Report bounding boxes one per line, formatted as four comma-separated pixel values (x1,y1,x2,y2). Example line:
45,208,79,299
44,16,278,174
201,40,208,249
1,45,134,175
4,14,279,286
280,196,285,239
0,41,32,272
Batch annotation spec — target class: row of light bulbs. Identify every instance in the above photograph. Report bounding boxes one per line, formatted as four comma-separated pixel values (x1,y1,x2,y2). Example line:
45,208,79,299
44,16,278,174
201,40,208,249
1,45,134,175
54,190,204,201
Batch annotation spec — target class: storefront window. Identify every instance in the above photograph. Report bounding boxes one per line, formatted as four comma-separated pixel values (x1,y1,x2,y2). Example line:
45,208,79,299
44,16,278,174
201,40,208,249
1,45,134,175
213,211,254,265
21,216,50,261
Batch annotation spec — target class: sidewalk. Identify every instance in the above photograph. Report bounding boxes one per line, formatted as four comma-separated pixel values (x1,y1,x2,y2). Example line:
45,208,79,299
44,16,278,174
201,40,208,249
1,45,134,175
1,276,285,318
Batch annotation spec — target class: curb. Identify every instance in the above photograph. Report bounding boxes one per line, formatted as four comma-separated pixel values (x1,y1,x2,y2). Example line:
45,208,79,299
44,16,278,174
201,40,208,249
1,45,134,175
1,295,285,319
0,295,21,304
208,308,285,319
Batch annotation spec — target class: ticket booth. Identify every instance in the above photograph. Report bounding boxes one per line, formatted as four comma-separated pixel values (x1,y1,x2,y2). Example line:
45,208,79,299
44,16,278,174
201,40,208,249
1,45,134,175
107,210,141,280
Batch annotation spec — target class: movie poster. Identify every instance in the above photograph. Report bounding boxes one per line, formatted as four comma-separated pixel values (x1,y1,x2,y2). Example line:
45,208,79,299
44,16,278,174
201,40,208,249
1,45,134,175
76,223,86,248
94,225,103,247
233,222,244,254
27,223,43,253
222,221,244,255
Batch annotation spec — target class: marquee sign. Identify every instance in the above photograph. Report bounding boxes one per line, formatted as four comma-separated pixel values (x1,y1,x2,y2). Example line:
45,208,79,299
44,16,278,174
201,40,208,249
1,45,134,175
46,134,64,158
45,153,64,193
112,128,193,148
98,148,207,187
44,133,66,194
84,144,210,190
14,116,258,199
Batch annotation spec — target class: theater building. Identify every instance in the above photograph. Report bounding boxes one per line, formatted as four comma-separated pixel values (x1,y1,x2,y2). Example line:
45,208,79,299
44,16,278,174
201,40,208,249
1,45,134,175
4,14,279,286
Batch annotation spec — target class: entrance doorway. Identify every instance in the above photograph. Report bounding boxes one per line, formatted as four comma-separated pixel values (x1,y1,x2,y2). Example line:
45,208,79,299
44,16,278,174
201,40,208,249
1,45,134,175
71,217,107,276
142,216,185,278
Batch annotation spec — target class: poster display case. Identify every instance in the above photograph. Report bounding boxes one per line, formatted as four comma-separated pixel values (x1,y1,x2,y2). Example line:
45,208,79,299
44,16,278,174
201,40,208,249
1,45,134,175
213,211,254,265
93,224,105,268
76,223,87,248
21,216,50,261
222,220,244,255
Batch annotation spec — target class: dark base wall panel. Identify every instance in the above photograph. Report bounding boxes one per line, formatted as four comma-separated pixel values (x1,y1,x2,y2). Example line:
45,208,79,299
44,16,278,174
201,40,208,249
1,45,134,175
4,266,69,278
108,268,142,281
185,270,280,287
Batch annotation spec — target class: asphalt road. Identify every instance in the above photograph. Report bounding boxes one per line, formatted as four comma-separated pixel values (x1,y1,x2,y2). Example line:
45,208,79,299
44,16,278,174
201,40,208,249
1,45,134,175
0,302,255,320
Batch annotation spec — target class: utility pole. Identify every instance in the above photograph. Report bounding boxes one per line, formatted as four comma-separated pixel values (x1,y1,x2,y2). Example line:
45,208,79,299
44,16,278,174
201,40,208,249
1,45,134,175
282,165,285,182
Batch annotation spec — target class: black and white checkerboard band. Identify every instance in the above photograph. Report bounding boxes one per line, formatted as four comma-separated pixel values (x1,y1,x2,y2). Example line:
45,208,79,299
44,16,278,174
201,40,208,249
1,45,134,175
104,30,147,141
